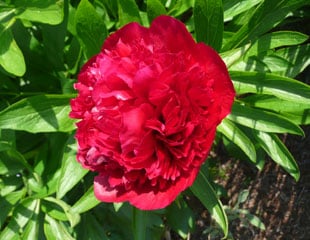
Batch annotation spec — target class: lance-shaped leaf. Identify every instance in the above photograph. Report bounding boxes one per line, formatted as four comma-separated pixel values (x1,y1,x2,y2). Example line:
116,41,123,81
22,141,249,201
222,0,307,51
44,215,75,240
243,95,310,125
194,0,223,51
75,0,107,58
0,94,76,133
57,137,88,199
217,118,257,165
230,71,310,106
191,171,228,238
228,103,304,136
0,198,37,240
253,131,300,181
71,186,100,214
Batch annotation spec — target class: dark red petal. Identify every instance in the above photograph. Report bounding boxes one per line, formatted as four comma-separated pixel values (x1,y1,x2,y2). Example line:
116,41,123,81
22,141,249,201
150,15,196,53
195,43,235,120
102,22,149,51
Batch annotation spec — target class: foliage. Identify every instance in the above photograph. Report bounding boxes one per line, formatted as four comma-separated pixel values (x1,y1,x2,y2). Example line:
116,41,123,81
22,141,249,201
0,0,309,239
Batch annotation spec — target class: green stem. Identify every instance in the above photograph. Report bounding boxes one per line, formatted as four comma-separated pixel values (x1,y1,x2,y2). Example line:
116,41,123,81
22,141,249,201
132,207,148,240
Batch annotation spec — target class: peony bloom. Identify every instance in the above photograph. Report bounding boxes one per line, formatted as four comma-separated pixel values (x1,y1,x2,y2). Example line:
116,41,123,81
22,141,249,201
70,16,235,210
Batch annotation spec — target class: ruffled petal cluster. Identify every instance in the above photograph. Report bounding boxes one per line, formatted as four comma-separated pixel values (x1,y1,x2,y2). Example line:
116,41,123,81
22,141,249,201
70,16,235,210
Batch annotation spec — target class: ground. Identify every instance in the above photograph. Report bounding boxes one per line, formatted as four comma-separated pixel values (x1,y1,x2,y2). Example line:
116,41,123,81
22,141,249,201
189,125,310,240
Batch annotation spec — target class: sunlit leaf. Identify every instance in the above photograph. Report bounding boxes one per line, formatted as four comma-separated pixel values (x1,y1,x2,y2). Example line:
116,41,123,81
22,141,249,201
0,25,25,76
274,43,310,78
71,186,100,214
21,199,41,240
191,171,228,238
14,0,64,25
167,0,194,17
223,0,262,22
220,44,250,67
223,0,307,50
243,95,310,125
229,103,304,136
0,94,76,133
0,198,37,240
231,71,310,106
245,31,308,57
217,118,257,165
0,189,26,229
57,137,88,199
44,197,81,227
44,214,75,240
253,131,300,181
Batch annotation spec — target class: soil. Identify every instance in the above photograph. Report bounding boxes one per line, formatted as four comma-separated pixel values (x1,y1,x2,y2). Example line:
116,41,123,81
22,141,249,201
188,125,310,240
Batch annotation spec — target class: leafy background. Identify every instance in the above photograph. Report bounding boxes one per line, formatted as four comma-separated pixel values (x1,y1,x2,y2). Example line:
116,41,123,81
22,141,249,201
0,0,309,239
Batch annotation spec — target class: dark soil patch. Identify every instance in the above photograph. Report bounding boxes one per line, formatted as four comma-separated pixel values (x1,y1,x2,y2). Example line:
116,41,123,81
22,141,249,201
190,125,310,240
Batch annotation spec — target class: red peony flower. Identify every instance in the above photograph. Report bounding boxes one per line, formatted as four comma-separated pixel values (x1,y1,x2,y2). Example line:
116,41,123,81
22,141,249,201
70,16,235,210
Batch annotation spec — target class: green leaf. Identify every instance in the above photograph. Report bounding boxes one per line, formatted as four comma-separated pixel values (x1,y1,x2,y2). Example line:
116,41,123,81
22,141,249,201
0,94,76,133
0,7,15,23
245,31,308,57
147,0,167,22
236,190,249,207
274,43,310,78
217,118,257,165
191,171,228,238
42,17,68,71
0,25,25,76
78,213,109,240
21,199,41,240
243,95,310,125
220,44,250,67
0,129,15,151
237,209,266,230
42,200,68,222
0,198,37,240
0,149,32,175
0,189,26,229
223,0,307,51
228,103,304,136
14,0,64,25
44,197,80,227
258,54,291,74
32,168,61,199
113,202,124,212
44,214,75,240
71,186,100,214
223,0,262,22
230,71,310,106
253,131,300,181
75,0,107,58
167,0,194,17
194,0,223,51
117,0,141,27
166,200,194,239
57,137,88,199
